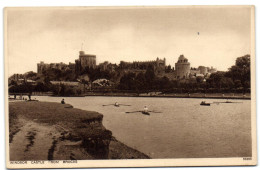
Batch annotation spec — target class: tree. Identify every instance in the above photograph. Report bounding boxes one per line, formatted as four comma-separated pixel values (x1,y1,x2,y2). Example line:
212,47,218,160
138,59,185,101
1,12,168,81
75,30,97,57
226,54,250,92
219,77,234,89
208,72,225,89
196,76,204,83
118,72,136,90
35,82,46,92
159,76,171,90
135,73,146,91
145,65,156,89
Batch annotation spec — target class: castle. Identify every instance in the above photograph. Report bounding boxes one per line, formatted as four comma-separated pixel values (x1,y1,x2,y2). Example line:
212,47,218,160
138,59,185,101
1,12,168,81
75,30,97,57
173,54,217,80
75,51,96,73
174,55,190,79
37,51,166,75
37,51,96,75
119,57,166,74
37,62,75,74
37,51,217,81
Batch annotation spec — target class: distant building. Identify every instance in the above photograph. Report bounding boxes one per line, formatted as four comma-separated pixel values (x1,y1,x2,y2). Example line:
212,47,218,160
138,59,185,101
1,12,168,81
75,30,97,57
99,61,116,72
175,55,190,79
37,61,70,74
198,66,208,75
35,50,217,83
173,55,217,80
208,66,217,74
50,81,79,87
37,50,96,75
119,57,166,74
190,67,200,75
37,61,49,74
75,51,96,73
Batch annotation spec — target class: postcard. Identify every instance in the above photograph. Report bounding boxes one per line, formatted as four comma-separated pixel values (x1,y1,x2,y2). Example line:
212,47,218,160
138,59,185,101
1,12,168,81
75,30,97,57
4,6,256,168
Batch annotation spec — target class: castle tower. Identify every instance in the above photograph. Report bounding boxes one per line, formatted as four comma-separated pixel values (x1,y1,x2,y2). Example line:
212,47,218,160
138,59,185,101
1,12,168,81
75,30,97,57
175,55,190,79
78,51,96,71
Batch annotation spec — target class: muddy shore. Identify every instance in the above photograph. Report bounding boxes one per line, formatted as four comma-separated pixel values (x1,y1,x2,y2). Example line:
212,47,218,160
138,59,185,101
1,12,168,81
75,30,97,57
9,101,149,160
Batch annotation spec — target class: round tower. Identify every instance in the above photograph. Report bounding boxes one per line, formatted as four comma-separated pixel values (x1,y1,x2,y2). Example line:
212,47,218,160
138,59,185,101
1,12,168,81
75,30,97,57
79,51,96,70
175,55,190,79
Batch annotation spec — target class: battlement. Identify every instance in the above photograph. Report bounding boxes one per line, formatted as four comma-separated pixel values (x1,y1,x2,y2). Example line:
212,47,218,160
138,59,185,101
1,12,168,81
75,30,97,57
133,60,156,63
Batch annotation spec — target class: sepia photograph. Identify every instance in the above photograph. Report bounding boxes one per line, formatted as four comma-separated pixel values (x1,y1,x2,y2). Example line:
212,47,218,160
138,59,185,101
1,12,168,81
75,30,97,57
4,6,256,168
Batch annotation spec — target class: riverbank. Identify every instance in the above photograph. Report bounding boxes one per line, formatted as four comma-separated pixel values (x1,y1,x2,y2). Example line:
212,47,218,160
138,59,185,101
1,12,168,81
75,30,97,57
84,92,251,100
9,100,149,160
10,92,251,100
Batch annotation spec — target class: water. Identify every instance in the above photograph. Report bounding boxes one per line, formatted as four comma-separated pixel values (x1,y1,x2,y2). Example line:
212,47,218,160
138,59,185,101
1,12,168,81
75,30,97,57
34,96,251,158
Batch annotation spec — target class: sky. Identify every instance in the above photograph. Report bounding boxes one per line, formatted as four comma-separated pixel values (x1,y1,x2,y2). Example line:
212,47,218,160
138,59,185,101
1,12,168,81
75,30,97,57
6,6,252,76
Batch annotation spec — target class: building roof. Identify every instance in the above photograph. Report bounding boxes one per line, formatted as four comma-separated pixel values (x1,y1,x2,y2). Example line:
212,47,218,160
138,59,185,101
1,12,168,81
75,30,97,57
178,55,187,61
196,74,204,77
50,81,79,86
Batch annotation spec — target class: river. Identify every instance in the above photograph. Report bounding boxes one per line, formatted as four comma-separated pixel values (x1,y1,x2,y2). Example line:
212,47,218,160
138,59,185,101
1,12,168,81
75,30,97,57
34,96,251,158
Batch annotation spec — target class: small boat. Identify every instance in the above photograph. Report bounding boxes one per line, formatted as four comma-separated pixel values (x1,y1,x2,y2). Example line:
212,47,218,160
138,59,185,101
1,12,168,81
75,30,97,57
102,103,131,107
225,100,232,103
200,101,210,106
141,111,150,115
126,110,161,116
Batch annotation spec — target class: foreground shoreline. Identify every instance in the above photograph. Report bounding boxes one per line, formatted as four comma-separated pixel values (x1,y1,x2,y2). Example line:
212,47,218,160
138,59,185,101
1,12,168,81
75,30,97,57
9,100,150,160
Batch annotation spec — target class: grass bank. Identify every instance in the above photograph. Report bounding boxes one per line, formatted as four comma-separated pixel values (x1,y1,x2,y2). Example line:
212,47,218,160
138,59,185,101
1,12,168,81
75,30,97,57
9,101,149,160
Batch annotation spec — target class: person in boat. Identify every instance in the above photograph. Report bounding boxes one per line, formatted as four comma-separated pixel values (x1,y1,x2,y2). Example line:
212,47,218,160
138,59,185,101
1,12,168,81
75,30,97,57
143,106,149,114
114,102,119,107
61,99,65,104
201,101,206,104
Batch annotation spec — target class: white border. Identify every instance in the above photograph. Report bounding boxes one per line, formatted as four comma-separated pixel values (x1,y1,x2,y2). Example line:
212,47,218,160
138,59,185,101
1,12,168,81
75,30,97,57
1,1,259,170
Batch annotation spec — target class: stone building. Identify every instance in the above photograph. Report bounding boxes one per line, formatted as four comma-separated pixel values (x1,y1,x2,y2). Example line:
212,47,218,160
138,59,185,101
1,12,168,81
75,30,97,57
119,57,166,74
198,66,208,75
99,61,116,72
37,61,71,74
37,61,48,74
208,66,217,73
175,55,190,79
75,51,96,73
190,66,217,78
190,67,200,76
99,61,109,71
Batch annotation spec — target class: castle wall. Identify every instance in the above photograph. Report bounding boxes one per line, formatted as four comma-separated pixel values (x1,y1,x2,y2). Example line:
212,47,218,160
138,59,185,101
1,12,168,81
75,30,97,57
120,58,166,73
198,66,208,75
37,61,74,74
190,69,200,75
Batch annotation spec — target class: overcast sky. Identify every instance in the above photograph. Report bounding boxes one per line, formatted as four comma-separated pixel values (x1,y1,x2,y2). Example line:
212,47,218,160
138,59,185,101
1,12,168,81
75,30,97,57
6,6,252,76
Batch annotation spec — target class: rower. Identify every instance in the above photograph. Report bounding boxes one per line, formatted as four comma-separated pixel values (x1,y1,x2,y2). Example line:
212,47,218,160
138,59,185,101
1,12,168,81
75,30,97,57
61,99,65,104
143,106,149,113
